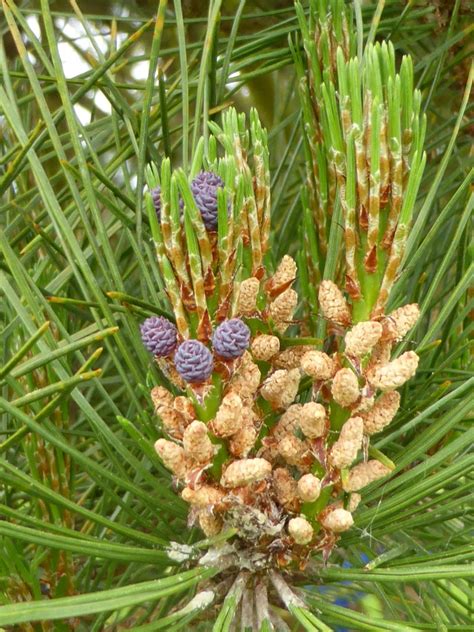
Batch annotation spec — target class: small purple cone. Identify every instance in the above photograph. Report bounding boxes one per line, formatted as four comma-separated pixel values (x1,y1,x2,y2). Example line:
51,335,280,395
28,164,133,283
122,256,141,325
140,316,178,357
191,171,225,231
212,318,251,360
174,340,214,383
150,186,162,220
150,186,183,222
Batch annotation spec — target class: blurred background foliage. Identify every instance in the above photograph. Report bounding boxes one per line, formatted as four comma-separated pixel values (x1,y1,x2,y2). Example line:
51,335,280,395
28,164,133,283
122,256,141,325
0,0,472,629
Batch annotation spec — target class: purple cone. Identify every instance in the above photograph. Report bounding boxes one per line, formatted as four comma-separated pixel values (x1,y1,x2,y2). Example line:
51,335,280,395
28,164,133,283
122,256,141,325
212,318,251,360
150,186,162,220
174,340,214,383
191,171,225,231
150,186,183,222
140,316,178,357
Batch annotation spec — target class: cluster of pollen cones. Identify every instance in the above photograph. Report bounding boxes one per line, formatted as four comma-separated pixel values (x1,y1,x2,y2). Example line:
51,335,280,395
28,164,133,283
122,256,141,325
150,256,420,569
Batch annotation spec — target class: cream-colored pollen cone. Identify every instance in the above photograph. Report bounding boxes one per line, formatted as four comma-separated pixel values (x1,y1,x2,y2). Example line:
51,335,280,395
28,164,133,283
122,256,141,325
273,468,298,508
183,421,214,464
368,351,419,391
300,350,335,380
237,277,260,315
344,321,383,357
220,458,272,488
331,368,360,407
288,516,314,544
320,506,354,532
329,416,363,469
230,352,261,402
318,280,351,325
383,303,420,341
299,402,326,438
269,288,298,331
198,511,223,536
278,434,308,467
154,439,187,479
362,391,400,435
297,473,321,502
211,392,243,437
269,255,297,290
251,334,280,361
343,460,391,492
260,368,300,409
229,420,257,458
181,485,225,507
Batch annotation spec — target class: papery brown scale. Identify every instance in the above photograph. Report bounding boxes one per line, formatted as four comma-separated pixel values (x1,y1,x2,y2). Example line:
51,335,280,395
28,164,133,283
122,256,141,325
345,274,361,300
359,205,369,230
364,244,377,274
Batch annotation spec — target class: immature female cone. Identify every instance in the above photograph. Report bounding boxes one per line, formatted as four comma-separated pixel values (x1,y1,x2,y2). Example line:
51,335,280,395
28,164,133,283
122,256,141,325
191,170,225,231
140,316,178,357
212,319,251,360
368,351,419,391
174,340,214,383
329,416,364,469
